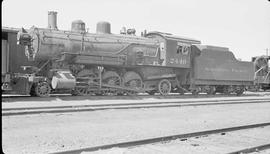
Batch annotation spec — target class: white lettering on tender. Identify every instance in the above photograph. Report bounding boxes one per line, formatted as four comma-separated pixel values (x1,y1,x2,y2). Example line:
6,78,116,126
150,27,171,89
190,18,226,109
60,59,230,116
205,67,247,73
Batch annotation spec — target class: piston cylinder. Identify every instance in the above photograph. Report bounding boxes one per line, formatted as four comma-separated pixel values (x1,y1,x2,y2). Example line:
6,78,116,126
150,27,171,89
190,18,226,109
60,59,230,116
51,71,76,89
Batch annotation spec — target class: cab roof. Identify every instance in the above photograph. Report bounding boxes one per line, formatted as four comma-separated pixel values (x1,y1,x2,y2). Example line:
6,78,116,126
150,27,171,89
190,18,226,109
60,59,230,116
146,31,201,44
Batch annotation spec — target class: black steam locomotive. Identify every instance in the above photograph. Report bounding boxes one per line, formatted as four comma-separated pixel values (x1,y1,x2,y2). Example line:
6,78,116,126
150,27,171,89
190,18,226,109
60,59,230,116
2,11,269,97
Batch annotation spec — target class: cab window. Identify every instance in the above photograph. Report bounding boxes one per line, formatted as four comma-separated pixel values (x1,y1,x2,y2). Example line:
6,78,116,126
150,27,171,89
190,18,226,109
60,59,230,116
177,45,183,54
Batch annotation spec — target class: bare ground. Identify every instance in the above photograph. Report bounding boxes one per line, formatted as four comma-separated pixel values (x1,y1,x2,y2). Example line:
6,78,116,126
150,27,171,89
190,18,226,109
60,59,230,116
2,98,270,154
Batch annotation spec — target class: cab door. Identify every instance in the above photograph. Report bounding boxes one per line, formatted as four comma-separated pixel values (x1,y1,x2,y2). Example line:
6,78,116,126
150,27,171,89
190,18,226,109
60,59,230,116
159,42,166,66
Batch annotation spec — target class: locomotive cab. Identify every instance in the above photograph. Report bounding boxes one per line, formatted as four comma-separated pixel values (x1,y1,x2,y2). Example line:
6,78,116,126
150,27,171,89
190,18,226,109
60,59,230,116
145,31,201,68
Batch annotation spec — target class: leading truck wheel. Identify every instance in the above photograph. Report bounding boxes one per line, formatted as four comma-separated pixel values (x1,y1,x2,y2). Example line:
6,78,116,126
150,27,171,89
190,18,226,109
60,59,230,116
33,82,51,97
158,79,171,95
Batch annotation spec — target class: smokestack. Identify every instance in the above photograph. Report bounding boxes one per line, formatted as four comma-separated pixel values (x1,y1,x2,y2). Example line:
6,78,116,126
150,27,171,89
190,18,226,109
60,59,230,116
48,11,58,30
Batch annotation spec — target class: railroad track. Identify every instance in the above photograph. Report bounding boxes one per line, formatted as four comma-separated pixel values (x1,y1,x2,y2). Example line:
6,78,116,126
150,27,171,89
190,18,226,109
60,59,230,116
2,92,269,103
228,144,270,154
2,98,270,116
51,122,270,154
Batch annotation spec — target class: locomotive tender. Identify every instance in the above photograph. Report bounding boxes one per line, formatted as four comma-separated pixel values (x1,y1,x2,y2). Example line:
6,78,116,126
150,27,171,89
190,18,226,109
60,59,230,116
2,11,262,97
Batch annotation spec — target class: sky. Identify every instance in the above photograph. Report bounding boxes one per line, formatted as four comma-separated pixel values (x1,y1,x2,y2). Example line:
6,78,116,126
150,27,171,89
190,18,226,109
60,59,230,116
2,0,270,61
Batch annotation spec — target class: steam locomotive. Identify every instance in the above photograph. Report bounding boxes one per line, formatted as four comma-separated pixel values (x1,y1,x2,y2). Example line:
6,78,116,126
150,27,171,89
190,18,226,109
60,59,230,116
2,11,269,97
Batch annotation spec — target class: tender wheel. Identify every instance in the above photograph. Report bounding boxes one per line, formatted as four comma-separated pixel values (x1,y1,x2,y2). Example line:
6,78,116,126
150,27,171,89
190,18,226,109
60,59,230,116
33,81,51,97
236,87,245,96
222,86,233,95
207,86,216,95
158,79,171,95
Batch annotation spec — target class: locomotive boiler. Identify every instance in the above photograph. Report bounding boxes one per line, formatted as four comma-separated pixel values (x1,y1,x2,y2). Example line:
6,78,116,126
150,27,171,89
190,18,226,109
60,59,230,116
2,11,256,96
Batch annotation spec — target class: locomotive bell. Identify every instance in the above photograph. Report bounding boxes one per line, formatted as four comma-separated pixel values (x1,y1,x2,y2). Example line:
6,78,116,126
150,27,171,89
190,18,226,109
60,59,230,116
71,20,86,33
96,21,111,34
127,28,136,35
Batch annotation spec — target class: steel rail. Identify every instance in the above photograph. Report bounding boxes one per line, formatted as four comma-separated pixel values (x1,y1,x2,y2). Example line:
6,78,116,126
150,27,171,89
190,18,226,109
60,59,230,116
2,93,267,102
50,122,270,154
227,143,270,154
3,98,269,111
2,99,270,116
